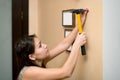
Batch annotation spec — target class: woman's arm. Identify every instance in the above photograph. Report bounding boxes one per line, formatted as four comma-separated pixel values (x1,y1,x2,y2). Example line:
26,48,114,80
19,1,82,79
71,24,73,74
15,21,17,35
23,32,86,80
48,26,78,59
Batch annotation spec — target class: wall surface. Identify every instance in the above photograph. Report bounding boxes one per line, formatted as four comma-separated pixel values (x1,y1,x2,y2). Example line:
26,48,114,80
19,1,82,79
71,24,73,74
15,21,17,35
29,0,102,80
103,0,120,80
29,0,39,35
0,0,12,80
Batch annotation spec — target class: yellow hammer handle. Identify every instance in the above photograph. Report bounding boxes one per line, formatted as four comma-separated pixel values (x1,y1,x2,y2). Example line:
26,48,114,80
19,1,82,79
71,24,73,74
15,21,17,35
76,14,82,33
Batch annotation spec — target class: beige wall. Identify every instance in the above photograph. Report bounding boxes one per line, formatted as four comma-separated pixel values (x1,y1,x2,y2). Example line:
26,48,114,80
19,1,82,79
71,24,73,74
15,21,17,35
29,0,40,36
29,0,102,80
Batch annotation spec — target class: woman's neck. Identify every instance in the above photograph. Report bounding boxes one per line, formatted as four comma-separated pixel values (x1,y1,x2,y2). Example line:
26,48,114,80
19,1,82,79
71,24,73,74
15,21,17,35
34,60,42,67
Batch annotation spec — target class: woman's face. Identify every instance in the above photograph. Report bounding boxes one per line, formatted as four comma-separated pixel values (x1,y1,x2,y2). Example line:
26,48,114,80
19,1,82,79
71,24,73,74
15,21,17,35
33,38,49,60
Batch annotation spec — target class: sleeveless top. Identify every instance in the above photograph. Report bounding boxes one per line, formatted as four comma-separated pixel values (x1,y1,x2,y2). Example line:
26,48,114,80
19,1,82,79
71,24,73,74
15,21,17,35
17,66,29,80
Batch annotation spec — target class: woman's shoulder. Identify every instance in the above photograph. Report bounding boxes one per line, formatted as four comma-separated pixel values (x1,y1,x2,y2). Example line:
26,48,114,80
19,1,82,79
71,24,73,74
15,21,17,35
24,66,42,74
22,66,44,79
17,66,29,80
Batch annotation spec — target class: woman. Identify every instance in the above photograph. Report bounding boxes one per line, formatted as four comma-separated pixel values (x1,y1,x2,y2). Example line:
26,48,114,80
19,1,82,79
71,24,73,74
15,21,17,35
15,9,88,80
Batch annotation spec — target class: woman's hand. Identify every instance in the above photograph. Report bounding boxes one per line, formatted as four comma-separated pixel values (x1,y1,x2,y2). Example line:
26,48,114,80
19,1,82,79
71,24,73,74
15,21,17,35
74,32,87,46
75,8,88,29
81,8,89,26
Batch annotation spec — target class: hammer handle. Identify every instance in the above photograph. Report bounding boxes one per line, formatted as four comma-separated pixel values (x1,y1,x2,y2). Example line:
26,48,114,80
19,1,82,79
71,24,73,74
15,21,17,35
81,45,86,55
76,14,86,55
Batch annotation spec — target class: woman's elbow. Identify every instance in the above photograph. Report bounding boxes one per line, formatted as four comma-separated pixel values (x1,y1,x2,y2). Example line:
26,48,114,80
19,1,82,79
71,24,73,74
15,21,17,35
62,69,72,78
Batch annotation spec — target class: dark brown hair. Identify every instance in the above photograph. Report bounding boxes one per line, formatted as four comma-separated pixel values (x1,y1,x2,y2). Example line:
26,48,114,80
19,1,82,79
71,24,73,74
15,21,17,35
15,35,37,69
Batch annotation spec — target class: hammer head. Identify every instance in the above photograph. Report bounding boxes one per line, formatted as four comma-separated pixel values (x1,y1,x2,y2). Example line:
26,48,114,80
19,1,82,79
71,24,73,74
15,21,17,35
73,9,85,14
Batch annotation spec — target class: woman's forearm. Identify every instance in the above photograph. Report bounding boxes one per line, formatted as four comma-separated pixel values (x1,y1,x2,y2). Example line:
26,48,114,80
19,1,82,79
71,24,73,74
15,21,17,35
61,32,86,77
62,39,81,76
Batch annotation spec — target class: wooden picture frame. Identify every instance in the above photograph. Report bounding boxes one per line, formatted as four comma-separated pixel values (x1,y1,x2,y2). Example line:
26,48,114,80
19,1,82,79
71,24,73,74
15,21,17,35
62,9,75,27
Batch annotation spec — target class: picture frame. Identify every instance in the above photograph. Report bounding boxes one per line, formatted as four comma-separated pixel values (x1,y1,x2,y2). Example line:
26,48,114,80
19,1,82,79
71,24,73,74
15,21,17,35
62,9,75,27
64,29,73,51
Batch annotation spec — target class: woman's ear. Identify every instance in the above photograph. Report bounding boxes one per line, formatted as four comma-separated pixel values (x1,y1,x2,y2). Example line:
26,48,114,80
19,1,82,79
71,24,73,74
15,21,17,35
29,54,36,60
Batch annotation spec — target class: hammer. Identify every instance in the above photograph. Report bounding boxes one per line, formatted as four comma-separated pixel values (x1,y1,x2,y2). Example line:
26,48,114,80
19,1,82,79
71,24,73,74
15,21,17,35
73,9,88,55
